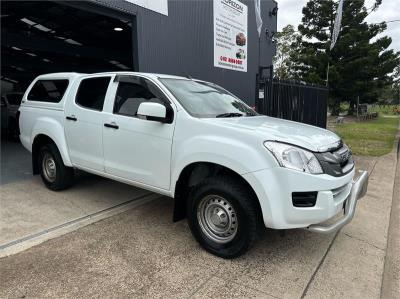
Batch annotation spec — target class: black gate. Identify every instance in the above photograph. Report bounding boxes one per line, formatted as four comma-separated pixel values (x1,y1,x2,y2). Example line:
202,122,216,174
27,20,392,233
256,77,328,128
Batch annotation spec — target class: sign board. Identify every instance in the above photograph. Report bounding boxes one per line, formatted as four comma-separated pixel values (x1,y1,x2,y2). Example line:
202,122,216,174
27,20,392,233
124,0,168,16
213,0,248,72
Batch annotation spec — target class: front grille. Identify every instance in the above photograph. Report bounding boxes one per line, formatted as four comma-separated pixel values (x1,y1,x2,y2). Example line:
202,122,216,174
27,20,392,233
292,192,318,207
315,143,354,177
333,145,351,168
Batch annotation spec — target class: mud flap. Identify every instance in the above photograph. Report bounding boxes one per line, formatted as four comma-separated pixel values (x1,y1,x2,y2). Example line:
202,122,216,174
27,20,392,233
172,196,186,222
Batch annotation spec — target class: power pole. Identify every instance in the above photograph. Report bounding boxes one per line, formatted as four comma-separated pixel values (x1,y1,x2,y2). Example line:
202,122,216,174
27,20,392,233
357,96,359,119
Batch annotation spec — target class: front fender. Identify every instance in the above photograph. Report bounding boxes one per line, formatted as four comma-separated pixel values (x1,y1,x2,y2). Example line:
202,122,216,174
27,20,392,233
170,134,275,195
31,116,72,166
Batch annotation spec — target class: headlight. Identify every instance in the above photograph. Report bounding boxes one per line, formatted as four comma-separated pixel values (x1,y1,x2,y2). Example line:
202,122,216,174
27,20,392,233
264,141,323,174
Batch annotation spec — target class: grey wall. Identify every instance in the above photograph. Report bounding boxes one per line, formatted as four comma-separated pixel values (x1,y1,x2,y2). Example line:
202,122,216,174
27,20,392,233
135,0,277,106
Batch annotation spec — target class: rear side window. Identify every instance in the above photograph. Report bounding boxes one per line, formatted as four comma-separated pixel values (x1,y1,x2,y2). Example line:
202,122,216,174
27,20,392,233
27,80,69,102
75,77,111,111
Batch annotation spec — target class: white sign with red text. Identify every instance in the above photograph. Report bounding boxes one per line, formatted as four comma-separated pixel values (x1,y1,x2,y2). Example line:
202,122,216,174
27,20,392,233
213,0,248,72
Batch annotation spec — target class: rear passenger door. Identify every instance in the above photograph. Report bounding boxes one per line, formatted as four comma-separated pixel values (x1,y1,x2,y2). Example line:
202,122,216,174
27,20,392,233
64,75,112,172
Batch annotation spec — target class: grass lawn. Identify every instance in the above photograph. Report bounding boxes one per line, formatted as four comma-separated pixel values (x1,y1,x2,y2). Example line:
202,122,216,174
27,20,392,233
334,116,399,156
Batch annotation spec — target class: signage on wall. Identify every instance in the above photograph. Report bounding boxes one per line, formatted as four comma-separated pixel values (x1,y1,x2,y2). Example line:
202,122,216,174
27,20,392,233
124,0,168,16
213,0,248,72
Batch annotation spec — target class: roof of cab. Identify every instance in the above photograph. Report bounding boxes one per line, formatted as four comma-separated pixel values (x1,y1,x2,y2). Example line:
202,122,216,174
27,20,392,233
93,71,188,80
35,71,189,81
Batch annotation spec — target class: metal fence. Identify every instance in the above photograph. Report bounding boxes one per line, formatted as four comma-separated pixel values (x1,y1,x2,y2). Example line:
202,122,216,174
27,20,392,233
256,78,328,128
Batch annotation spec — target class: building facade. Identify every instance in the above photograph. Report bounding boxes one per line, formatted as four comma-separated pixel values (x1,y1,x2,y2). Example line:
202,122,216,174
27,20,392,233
2,0,277,105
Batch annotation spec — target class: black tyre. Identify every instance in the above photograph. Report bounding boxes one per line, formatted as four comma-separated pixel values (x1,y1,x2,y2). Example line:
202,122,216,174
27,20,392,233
39,143,74,191
187,176,260,259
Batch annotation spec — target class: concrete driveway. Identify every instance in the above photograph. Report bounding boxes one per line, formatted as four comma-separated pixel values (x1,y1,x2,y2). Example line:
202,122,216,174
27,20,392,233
1,139,32,185
0,140,151,250
0,140,398,298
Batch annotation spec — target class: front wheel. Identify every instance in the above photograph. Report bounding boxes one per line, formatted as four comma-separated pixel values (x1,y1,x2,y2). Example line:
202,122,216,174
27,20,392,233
187,176,260,259
39,143,74,191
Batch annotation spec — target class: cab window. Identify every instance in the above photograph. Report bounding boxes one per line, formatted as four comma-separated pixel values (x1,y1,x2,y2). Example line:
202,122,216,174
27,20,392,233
113,76,171,119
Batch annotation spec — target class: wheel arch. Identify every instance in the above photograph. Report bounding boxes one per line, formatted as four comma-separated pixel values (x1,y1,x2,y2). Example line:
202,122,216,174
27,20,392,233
31,132,71,175
172,161,262,223
30,116,72,175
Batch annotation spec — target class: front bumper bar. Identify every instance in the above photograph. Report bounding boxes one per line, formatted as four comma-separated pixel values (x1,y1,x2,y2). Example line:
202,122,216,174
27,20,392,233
307,170,368,234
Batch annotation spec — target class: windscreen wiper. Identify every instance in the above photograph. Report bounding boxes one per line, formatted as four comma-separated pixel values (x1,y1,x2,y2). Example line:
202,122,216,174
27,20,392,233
216,112,244,118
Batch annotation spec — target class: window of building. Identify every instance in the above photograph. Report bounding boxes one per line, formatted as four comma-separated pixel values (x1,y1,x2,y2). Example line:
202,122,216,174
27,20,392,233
27,80,69,103
75,77,111,111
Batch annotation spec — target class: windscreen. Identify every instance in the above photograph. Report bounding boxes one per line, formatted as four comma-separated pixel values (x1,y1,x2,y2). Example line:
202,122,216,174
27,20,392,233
160,78,257,118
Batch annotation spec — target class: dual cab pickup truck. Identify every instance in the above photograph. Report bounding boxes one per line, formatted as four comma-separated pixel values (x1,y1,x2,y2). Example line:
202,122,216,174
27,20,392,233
19,72,368,258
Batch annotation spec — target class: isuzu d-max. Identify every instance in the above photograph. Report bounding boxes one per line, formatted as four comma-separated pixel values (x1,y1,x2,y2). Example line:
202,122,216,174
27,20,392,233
18,72,368,258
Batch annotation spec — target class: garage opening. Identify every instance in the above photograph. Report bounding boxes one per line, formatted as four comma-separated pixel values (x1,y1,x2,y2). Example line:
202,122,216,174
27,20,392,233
1,1,135,94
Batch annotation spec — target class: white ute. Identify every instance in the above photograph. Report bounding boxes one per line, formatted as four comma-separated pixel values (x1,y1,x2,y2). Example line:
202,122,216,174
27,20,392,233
19,72,368,258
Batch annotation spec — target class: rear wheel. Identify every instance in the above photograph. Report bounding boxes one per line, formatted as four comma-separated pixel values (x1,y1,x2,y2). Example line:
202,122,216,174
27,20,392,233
39,143,74,191
187,176,260,258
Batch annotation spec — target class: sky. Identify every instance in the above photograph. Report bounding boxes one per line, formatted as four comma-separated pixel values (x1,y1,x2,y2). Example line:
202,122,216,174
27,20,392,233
276,0,400,52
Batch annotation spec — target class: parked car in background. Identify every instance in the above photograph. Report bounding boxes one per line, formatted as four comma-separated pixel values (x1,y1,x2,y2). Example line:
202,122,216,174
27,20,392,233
18,72,368,258
1,92,23,140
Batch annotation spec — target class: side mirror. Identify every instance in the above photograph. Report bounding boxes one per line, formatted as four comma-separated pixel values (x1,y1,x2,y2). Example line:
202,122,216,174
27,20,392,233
137,102,167,123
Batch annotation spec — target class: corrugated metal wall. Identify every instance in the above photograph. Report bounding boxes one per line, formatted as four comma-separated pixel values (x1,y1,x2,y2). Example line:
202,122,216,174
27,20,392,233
92,0,277,106
135,0,277,106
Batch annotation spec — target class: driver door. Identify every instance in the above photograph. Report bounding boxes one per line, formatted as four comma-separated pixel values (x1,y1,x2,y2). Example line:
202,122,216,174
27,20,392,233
102,75,175,190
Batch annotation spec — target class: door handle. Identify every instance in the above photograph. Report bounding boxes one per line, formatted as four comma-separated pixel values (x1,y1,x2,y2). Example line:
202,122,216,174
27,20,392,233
104,122,119,129
66,115,77,121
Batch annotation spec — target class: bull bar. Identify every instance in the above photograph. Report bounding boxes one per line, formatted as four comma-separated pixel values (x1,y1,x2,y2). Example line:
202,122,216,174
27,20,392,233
307,170,369,234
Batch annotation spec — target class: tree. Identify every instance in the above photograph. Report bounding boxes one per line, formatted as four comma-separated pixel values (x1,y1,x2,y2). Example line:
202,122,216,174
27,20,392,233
273,25,301,80
379,65,400,104
392,65,400,104
293,0,399,115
